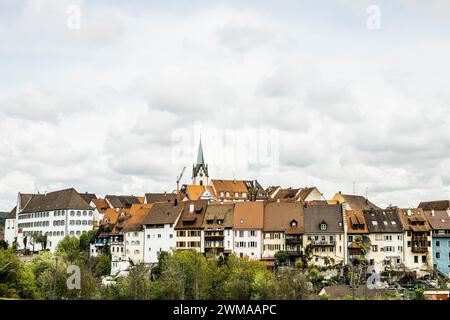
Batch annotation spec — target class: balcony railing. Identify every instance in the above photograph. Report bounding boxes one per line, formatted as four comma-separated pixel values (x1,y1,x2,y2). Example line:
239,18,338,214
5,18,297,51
310,240,335,246
286,250,302,257
286,238,302,244
204,234,224,238
412,246,428,253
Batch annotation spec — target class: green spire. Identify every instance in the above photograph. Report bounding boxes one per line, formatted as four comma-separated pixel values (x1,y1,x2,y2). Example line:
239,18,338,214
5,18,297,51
197,136,205,165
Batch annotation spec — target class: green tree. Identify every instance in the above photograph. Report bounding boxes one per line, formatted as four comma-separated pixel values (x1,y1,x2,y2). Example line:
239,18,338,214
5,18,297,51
0,248,38,299
79,230,96,252
413,288,427,300
34,234,48,251
274,251,289,266
0,240,8,250
55,236,81,263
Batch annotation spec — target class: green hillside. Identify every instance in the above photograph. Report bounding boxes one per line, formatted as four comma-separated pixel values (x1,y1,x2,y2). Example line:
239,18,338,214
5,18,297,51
0,211,7,240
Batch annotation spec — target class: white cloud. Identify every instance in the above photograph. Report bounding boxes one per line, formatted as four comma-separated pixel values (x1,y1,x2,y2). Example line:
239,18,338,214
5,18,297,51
0,1,449,209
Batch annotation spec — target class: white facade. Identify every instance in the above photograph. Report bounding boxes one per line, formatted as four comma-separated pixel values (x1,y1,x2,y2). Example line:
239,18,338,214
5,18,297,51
303,233,345,266
110,235,129,276
366,233,404,273
403,231,433,275
175,230,203,252
304,188,323,202
262,232,285,259
233,229,262,260
124,230,144,265
144,223,176,264
16,208,95,252
4,217,16,246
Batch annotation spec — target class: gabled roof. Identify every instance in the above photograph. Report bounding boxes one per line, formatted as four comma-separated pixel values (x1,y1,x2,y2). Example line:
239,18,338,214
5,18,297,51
184,185,214,201
303,204,344,233
268,186,320,202
145,192,177,204
20,188,92,213
363,209,403,233
418,200,450,211
78,193,97,204
18,193,38,211
101,208,120,225
211,179,248,193
397,208,431,232
122,204,154,232
424,210,450,232
105,195,141,208
346,210,369,234
141,202,184,225
233,202,264,229
335,193,381,211
263,202,304,234
6,207,16,219
174,200,208,230
92,198,109,213
202,204,234,229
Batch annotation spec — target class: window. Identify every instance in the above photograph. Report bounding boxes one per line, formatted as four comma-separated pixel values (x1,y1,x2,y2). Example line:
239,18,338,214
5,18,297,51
372,221,378,226
414,256,418,263
397,235,402,240
158,234,161,238
77,211,81,216
239,230,244,237
372,245,378,252
70,211,75,216
226,192,230,197
320,223,327,230
250,230,256,237
436,252,441,259
436,241,440,247
234,192,239,198
422,256,426,263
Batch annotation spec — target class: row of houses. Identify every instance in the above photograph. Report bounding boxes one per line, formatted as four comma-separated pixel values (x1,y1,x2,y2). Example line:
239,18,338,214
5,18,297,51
2,140,450,278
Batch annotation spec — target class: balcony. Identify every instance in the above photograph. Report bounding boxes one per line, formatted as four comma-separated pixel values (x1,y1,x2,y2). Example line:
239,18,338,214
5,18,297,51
412,246,428,253
310,240,335,246
286,250,302,257
204,233,224,239
286,238,302,245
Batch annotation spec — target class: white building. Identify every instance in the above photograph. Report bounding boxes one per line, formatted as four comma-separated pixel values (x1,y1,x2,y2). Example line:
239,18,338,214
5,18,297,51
13,189,95,252
364,209,405,273
142,202,184,264
232,202,264,260
4,207,17,246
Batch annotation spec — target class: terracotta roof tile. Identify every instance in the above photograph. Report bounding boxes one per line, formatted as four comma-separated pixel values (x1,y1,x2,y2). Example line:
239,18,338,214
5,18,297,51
233,202,264,229
263,202,304,234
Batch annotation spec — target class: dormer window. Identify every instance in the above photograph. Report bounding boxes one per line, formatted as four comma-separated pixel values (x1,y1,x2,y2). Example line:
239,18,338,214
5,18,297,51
226,192,230,197
240,219,244,224
217,219,224,225
291,220,297,228
242,192,247,198
320,221,327,230
234,192,239,198
220,192,224,197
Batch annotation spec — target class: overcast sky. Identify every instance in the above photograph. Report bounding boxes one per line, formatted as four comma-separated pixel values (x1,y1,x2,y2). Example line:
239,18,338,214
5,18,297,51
1,0,450,210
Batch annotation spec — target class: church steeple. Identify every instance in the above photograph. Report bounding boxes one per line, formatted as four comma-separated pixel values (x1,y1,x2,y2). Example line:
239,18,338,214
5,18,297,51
197,136,205,166
192,136,209,186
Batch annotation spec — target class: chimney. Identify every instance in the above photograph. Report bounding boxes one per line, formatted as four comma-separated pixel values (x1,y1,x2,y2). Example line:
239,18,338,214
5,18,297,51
189,203,194,213
174,198,178,206
447,209,450,218
431,209,435,217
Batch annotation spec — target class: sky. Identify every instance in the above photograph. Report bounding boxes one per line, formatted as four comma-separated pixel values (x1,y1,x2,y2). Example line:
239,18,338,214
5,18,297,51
1,0,450,210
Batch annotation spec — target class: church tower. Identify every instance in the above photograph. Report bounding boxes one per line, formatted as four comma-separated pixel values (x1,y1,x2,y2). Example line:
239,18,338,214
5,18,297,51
192,137,209,186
